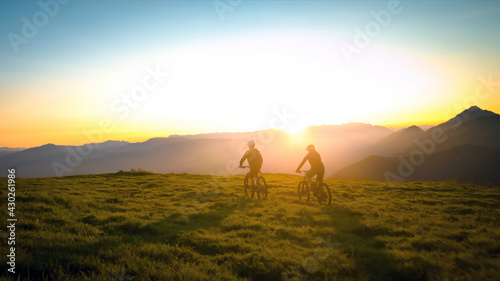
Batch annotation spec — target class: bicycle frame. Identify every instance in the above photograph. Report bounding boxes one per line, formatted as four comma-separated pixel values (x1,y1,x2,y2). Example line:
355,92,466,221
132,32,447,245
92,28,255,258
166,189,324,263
299,170,318,188
240,166,267,199
297,170,331,204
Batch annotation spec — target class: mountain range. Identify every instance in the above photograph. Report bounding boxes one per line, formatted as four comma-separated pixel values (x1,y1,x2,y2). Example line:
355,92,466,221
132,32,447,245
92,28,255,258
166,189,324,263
1,106,499,185
333,106,500,185
0,124,390,178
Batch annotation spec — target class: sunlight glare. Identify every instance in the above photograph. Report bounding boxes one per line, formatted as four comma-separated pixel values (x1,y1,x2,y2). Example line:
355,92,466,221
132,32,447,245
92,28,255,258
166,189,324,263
104,31,456,134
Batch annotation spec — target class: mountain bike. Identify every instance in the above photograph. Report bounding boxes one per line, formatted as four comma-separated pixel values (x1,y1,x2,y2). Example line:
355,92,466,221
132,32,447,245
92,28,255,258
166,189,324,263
297,170,331,204
240,166,267,199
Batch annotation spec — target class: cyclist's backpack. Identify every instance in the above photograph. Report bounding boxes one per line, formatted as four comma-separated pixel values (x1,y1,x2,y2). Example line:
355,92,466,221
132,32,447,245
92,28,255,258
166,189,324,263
253,149,263,165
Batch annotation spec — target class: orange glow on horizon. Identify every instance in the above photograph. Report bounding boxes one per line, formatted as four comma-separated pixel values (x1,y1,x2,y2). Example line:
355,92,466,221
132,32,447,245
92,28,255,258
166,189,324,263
2,102,499,148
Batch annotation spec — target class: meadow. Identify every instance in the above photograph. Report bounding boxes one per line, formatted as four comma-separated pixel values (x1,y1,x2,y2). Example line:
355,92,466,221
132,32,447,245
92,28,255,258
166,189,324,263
0,171,499,280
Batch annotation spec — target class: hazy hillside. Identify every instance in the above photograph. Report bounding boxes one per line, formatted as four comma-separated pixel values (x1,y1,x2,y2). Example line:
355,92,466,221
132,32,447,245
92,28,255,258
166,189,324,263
357,106,500,158
334,144,500,184
413,106,500,153
437,105,497,132
307,123,392,172
361,125,425,157
331,155,397,181
0,124,391,178
2,106,499,184
0,142,131,178
0,147,25,157
333,106,500,184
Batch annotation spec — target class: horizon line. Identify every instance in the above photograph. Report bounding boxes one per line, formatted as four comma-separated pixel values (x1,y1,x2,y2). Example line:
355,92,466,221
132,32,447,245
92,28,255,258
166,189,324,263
0,121,442,149
2,105,492,149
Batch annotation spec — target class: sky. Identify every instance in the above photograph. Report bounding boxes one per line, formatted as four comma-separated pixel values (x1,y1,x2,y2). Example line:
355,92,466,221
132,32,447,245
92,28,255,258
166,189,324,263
1,0,500,148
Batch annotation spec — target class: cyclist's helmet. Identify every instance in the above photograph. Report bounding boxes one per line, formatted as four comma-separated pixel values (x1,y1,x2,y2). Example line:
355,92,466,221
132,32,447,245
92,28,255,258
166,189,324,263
306,144,315,151
247,140,255,147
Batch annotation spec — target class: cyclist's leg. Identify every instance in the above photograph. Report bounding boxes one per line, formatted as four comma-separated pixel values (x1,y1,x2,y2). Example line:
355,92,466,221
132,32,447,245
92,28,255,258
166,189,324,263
249,166,258,187
317,167,330,203
254,164,262,188
316,167,325,196
306,169,318,187
317,167,325,186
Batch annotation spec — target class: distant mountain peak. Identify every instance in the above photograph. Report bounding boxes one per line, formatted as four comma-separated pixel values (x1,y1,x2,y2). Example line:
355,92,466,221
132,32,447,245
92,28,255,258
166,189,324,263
405,125,423,133
101,140,127,144
392,125,423,136
461,105,495,117
442,105,497,128
41,143,58,148
467,105,481,111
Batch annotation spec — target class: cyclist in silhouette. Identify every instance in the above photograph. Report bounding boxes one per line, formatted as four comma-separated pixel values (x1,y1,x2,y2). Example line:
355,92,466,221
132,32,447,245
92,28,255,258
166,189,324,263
295,144,325,187
239,140,263,188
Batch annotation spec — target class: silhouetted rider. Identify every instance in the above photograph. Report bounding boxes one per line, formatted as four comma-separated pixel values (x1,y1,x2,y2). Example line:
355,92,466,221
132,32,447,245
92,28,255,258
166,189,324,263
295,144,325,186
239,140,263,188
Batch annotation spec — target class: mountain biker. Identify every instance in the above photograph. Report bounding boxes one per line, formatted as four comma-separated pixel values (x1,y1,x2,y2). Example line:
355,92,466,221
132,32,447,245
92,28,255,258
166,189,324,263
239,140,263,189
295,144,325,187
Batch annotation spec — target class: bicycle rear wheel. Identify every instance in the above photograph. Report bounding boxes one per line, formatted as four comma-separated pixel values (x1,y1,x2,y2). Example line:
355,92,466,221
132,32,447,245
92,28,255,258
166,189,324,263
258,176,267,199
297,181,308,200
317,183,331,205
253,180,259,199
244,174,250,197
325,184,331,205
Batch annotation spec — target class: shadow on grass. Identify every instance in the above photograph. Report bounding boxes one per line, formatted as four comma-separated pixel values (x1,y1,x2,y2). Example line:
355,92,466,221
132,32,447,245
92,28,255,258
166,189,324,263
14,238,122,281
143,202,242,243
12,202,246,281
322,204,436,281
97,200,247,245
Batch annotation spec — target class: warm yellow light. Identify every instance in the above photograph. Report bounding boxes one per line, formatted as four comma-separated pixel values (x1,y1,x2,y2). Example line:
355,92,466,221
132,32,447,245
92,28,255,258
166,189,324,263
6,30,497,148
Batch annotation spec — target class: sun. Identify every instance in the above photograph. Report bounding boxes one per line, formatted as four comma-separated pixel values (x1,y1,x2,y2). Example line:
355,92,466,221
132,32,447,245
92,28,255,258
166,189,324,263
284,123,308,135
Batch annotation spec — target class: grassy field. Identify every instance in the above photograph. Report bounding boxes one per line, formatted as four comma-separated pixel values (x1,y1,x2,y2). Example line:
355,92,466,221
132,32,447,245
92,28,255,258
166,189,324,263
1,171,499,281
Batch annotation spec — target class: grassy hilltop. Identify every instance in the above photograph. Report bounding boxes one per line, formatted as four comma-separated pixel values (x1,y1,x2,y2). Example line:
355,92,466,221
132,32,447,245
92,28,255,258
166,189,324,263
1,172,499,280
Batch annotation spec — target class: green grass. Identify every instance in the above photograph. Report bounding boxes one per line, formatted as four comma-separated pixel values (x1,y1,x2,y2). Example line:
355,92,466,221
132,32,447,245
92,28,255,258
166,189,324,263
1,173,499,280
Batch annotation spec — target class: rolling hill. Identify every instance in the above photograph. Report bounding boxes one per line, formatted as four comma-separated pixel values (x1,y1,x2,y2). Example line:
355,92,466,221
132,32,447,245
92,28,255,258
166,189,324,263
1,173,499,280
334,144,500,184
360,125,425,157
0,147,25,157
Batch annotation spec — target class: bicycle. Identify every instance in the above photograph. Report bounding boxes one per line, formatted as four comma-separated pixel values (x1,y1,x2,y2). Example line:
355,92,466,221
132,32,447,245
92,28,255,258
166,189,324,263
240,166,267,199
297,170,331,204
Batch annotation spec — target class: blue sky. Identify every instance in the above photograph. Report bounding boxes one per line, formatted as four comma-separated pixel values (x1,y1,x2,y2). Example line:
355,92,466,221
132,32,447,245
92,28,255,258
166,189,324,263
2,1,499,80
1,0,500,147
2,1,497,73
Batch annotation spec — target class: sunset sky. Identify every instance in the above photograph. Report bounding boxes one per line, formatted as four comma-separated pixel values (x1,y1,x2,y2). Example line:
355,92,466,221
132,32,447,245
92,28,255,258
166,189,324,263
1,0,499,148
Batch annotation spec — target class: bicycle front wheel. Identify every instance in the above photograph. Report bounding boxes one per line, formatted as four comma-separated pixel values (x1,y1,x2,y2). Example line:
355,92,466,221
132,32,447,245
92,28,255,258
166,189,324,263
297,181,308,201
